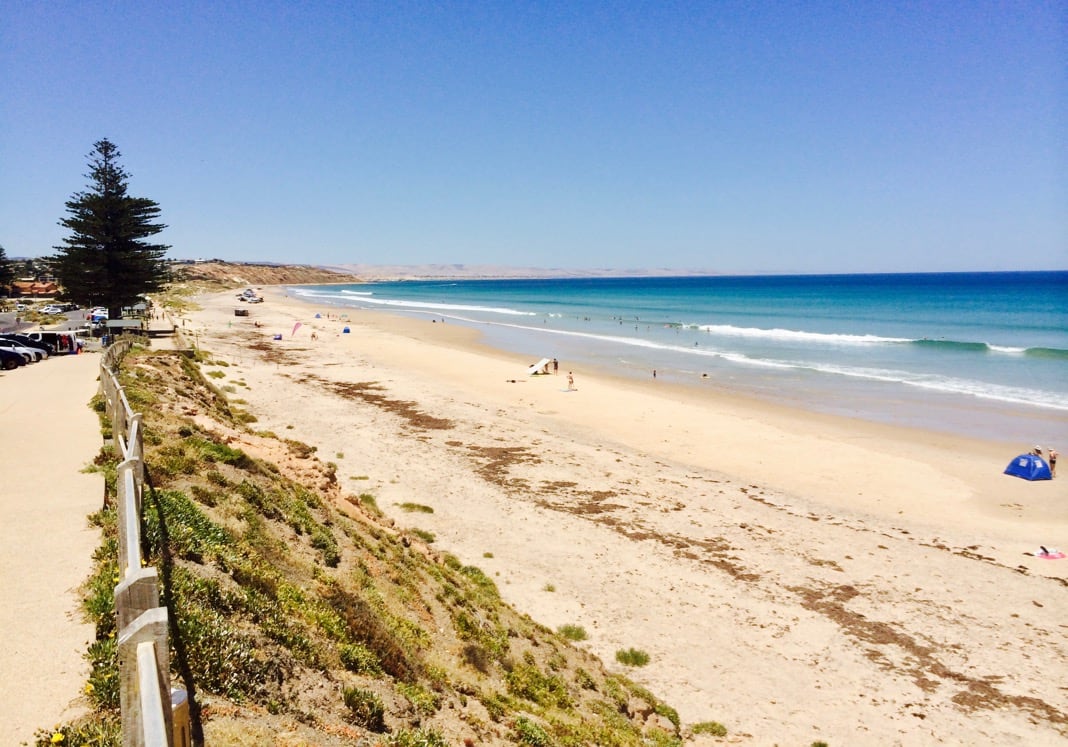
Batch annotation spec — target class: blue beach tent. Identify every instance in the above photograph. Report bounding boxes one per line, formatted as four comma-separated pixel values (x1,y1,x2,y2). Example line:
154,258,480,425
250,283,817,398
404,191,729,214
1004,454,1052,481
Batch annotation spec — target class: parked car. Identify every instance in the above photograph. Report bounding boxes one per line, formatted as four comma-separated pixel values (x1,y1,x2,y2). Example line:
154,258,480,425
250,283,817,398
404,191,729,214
40,305,65,314
0,348,26,370
0,338,44,362
0,334,53,356
247,296,263,303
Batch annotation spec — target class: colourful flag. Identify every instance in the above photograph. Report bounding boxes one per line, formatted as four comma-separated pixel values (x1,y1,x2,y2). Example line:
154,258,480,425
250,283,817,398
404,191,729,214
292,322,302,337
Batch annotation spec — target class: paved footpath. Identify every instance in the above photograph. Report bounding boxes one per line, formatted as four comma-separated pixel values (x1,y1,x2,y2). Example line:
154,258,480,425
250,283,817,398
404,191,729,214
1,352,104,745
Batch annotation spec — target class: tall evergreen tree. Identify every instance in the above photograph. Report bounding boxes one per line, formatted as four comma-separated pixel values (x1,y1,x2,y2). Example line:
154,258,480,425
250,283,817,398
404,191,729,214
52,139,171,317
0,244,14,295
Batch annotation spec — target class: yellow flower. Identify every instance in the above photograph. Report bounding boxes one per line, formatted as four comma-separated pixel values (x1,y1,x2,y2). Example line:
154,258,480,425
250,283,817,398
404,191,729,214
51,733,65,744
85,682,95,695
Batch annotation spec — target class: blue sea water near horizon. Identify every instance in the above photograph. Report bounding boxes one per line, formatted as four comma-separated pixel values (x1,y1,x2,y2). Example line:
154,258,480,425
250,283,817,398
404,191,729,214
289,272,1068,446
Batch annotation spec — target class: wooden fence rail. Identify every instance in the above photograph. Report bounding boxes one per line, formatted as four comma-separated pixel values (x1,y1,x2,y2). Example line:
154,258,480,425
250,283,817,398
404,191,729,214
101,340,190,747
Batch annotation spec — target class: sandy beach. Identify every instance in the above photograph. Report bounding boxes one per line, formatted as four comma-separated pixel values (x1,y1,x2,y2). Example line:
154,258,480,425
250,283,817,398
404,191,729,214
181,287,1068,744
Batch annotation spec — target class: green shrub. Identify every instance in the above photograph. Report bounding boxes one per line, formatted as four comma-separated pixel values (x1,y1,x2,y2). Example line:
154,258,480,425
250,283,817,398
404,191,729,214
342,686,385,731
206,470,229,487
357,493,381,515
398,502,434,513
85,636,120,710
339,643,382,674
398,681,440,715
506,661,572,709
409,528,435,543
34,714,120,747
574,667,597,690
387,728,449,747
188,437,252,468
171,595,275,700
692,721,727,736
557,624,587,641
143,489,232,564
311,527,341,567
514,715,552,746
615,648,650,667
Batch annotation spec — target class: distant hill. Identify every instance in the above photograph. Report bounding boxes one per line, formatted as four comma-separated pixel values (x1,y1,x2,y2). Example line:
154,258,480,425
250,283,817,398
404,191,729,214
322,263,714,280
173,261,358,287
170,259,715,284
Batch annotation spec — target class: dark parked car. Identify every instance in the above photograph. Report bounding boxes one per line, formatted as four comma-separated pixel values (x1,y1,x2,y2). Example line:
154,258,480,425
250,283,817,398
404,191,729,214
0,348,26,370
0,338,43,362
1,334,55,355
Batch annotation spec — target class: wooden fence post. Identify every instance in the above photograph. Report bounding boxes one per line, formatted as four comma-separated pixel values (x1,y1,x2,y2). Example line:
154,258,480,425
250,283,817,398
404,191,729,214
118,608,172,747
116,462,142,579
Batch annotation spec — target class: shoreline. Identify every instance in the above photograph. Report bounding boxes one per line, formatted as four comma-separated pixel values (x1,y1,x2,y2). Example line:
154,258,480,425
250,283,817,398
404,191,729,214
283,275,1068,447
180,287,1068,743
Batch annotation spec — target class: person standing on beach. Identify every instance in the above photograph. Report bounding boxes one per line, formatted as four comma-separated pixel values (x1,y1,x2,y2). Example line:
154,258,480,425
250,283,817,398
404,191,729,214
1050,448,1058,477
567,371,575,391
553,358,558,374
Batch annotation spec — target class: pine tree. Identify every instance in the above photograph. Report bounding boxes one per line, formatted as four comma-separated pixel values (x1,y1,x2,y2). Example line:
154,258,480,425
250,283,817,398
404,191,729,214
0,244,14,295
52,139,171,318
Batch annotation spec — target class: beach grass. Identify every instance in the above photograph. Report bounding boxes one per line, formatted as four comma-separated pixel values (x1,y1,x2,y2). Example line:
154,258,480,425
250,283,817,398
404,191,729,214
616,648,651,667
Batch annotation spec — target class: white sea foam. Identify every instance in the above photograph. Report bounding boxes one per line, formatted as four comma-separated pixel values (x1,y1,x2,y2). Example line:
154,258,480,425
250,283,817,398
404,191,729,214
346,295,536,316
482,320,1068,411
694,324,906,345
772,361,1068,410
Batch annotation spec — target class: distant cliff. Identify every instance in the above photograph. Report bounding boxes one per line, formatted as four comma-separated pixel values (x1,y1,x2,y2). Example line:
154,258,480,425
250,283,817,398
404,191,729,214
173,260,359,287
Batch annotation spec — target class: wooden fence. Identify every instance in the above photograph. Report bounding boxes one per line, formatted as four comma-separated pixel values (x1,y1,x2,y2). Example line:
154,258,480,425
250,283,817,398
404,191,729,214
100,340,190,747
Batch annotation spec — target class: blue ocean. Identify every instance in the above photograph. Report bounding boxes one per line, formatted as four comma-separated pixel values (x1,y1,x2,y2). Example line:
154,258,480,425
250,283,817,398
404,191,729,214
290,272,1068,444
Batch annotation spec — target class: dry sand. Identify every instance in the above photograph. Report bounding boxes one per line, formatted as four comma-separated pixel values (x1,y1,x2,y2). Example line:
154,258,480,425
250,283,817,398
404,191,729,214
0,353,103,745
184,288,1068,745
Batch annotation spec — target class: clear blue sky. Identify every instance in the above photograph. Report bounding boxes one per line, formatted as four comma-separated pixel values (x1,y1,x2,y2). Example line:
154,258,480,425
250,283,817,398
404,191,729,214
1,1,1064,273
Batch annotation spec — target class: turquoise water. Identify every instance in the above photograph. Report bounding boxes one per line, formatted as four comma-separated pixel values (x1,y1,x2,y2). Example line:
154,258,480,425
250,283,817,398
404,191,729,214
290,272,1068,444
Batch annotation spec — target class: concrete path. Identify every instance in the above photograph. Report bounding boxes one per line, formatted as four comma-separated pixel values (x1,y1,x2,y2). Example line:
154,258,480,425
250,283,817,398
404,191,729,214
0,353,103,745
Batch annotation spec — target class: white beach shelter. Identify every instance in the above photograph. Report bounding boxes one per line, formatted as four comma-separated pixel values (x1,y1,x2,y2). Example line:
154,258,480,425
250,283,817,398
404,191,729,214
526,358,552,375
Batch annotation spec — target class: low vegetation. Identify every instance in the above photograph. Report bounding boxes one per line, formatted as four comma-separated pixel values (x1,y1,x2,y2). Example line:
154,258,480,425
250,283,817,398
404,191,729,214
557,625,588,642
39,344,682,745
616,648,651,667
